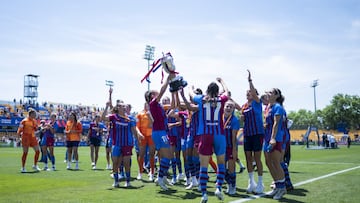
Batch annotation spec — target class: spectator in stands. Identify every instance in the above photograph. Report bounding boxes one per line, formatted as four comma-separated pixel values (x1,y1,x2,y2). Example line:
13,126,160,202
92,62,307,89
17,108,41,173
64,112,83,170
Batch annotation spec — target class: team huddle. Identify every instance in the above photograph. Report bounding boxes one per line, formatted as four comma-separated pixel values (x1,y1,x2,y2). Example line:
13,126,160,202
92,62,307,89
17,68,293,202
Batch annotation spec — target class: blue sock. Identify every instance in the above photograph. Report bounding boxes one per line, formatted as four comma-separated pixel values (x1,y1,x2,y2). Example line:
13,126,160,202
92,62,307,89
171,158,177,178
199,167,208,196
216,164,225,190
193,156,200,179
176,157,182,174
51,156,55,165
126,172,131,183
159,157,170,178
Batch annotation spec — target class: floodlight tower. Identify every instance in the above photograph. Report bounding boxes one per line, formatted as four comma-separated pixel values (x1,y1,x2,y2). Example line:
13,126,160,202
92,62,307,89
24,74,39,105
143,45,155,91
311,79,319,113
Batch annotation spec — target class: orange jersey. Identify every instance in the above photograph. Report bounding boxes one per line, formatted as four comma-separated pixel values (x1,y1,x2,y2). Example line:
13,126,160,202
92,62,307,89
17,117,37,138
136,111,152,136
65,121,83,141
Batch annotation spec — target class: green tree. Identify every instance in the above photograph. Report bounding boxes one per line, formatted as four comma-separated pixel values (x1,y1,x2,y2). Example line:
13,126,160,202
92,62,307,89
288,109,319,129
322,94,360,130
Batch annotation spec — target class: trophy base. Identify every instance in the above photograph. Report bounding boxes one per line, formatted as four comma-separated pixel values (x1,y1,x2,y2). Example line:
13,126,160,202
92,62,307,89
169,76,187,92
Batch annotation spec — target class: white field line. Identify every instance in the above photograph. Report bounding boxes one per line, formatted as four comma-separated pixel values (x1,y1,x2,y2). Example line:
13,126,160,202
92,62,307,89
291,161,358,165
229,165,360,203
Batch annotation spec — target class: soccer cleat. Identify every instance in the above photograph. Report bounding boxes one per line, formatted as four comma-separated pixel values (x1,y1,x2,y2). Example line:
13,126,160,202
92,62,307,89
163,177,174,186
192,177,199,186
124,182,131,188
32,165,41,171
21,167,27,173
75,164,79,170
200,194,208,203
158,179,168,191
270,181,276,189
185,183,193,190
91,162,95,167
246,180,257,193
184,178,191,186
106,164,112,170
215,188,224,201
171,177,177,185
92,165,96,170
66,163,71,170
177,173,184,181
239,167,245,173
137,173,142,180
254,182,264,194
112,182,120,188
52,166,56,171
273,188,287,200
43,166,49,171
148,173,154,182
266,188,279,197
229,185,236,195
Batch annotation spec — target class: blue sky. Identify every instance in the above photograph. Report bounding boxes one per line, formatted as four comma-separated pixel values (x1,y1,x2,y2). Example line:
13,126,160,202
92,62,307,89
0,0,359,112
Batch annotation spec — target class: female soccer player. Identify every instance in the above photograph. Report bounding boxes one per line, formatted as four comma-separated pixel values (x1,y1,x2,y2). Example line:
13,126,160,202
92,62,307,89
65,112,83,170
40,113,57,171
223,100,240,195
263,88,287,200
241,70,265,194
17,108,41,172
145,73,173,191
102,101,137,188
193,78,229,202
136,102,156,181
88,115,104,170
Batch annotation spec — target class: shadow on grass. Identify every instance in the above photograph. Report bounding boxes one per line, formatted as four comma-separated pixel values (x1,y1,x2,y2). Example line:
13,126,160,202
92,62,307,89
287,188,308,197
20,171,40,174
106,185,145,190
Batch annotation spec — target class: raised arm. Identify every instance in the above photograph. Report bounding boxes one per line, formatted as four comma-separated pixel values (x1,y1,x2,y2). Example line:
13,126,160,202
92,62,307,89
217,77,229,97
179,88,198,112
155,73,172,103
247,69,260,103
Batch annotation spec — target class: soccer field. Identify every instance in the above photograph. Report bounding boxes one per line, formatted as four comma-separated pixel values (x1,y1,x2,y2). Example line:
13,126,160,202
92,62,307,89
0,145,359,203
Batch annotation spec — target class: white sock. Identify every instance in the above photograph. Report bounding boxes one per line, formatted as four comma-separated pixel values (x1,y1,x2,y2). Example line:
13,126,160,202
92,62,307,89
249,172,254,182
258,175,263,184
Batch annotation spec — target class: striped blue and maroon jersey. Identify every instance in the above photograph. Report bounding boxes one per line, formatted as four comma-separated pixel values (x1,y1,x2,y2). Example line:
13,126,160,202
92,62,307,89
264,103,285,142
178,111,190,139
108,114,135,147
224,114,240,148
242,100,265,137
194,94,228,136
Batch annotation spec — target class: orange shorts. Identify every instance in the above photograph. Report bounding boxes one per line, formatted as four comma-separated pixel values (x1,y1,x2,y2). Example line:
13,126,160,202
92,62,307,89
21,135,39,147
139,136,154,147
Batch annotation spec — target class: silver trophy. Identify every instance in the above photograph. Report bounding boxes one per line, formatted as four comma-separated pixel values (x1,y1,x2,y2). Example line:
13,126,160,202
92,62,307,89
161,53,187,92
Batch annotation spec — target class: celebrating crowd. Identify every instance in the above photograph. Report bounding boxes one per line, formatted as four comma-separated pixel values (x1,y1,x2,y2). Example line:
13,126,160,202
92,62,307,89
16,67,293,202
